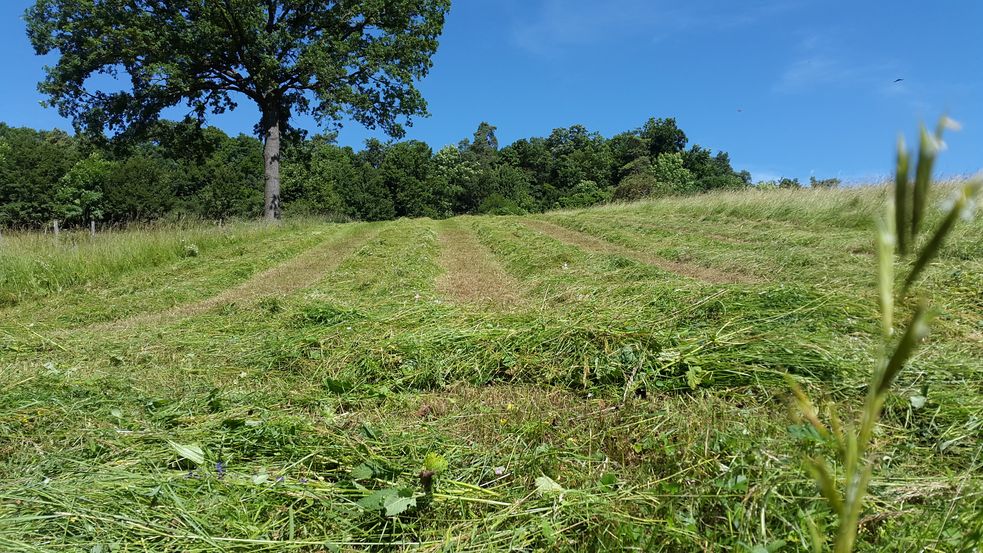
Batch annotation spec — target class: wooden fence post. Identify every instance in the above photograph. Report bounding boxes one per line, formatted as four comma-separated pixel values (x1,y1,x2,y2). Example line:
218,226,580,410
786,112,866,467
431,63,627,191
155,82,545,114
53,220,60,241
90,220,96,237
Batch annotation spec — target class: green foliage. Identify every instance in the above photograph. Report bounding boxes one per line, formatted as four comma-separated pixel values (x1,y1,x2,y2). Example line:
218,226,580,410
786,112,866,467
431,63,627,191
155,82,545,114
55,154,113,223
0,125,80,226
650,152,695,195
478,193,524,215
1,115,752,227
340,168,396,222
383,140,439,218
196,136,264,219
611,153,694,201
639,117,688,156
0,186,979,550
810,176,842,189
281,137,349,218
612,172,659,202
27,0,450,139
101,154,177,221
778,177,803,189
560,180,612,209
26,0,452,217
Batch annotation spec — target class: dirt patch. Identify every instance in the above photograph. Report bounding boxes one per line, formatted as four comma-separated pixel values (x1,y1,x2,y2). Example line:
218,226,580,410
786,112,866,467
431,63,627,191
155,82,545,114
523,219,759,285
436,220,520,308
91,225,378,330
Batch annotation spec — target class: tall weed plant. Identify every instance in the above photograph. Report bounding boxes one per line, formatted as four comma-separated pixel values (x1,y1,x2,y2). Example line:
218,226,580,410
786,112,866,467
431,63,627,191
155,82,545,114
791,117,981,552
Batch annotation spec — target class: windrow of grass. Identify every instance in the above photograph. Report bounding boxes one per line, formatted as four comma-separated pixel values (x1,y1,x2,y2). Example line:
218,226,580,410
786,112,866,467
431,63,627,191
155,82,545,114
0,186,980,551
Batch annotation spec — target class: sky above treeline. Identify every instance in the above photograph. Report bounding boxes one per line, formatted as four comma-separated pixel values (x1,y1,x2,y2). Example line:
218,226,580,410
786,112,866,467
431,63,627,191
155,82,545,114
1,0,981,184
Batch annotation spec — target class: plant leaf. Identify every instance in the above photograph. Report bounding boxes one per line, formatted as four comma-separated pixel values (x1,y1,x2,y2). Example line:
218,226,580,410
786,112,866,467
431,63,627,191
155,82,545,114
357,488,417,517
804,457,843,517
535,475,565,496
876,304,931,396
351,464,374,480
383,493,417,517
902,197,964,295
167,441,204,466
423,452,448,474
894,136,910,255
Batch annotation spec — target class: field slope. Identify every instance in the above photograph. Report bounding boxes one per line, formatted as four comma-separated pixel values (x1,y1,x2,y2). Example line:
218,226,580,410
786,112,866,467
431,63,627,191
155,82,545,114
1,187,981,551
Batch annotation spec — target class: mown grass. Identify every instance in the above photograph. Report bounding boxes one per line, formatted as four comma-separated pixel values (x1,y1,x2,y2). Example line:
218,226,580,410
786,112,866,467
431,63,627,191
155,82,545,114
0,186,980,551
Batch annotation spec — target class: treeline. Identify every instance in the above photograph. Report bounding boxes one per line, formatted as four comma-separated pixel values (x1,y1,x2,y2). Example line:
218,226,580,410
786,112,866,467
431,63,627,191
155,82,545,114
1,117,806,228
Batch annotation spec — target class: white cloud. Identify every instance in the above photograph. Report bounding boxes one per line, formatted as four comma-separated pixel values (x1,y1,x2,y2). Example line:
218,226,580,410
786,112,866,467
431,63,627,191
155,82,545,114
510,0,802,55
775,32,902,93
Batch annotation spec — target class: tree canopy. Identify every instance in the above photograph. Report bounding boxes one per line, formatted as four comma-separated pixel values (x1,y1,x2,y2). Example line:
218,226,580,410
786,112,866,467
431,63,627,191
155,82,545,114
1,116,772,228
26,0,451,219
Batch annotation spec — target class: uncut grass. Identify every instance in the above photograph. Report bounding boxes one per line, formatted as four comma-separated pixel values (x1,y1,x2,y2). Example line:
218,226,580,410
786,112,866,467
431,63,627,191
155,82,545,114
0,220,333,333
0,221,295,303
1,188,981,550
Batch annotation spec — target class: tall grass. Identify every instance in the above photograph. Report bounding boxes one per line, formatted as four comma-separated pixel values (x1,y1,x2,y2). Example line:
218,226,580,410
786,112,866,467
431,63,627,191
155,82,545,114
0,221,306,306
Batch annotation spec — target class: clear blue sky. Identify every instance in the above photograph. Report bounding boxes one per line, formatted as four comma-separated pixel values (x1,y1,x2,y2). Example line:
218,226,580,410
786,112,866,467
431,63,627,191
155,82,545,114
2,0,981,183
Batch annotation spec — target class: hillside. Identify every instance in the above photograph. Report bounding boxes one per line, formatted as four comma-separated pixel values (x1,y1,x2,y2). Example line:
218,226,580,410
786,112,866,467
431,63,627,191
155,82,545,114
1,186,981,551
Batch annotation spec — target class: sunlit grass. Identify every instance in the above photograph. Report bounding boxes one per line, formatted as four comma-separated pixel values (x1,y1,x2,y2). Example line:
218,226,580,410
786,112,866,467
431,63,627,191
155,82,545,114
0,179,980,551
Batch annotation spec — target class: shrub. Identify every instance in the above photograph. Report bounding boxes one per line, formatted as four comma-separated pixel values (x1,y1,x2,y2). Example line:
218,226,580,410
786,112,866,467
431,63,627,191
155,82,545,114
559,180,612,208
478,193,525,215
651,152,694,193
613,172,658,201
778,177,802,189
810,176,841,189
697,174,746,192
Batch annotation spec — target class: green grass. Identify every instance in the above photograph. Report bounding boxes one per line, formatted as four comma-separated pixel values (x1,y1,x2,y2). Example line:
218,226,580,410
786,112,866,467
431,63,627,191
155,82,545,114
1,186,980,551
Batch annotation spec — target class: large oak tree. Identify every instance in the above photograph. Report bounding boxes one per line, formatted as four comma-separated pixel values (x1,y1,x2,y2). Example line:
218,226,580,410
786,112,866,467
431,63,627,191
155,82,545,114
26,0,451,219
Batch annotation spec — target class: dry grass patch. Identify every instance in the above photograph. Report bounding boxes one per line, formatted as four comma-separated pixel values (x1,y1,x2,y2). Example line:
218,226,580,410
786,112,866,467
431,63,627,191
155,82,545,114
436,219,521,307
523,219,758,285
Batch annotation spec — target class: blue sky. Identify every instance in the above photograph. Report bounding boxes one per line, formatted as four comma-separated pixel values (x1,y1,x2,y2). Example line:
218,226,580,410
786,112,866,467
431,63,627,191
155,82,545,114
1,0,981,183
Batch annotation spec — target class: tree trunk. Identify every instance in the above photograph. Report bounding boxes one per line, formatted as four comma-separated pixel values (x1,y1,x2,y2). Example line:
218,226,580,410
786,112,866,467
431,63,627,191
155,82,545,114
262,108,282,221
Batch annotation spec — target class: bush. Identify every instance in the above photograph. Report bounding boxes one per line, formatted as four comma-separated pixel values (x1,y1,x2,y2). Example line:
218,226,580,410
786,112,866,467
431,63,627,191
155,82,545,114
778,177,802,189
810,176,841,189
559,180,612,209
56,154,115,225
613,173,658,201
697,174,747,192
651,152,694,193
612,153,695,202
478,193,525,215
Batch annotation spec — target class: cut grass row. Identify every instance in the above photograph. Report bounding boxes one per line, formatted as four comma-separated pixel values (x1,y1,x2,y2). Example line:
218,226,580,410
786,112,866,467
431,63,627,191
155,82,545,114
1,186,981,551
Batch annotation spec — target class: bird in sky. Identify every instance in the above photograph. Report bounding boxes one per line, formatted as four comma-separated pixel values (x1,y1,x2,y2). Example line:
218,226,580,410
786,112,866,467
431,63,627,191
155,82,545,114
894,78,904,83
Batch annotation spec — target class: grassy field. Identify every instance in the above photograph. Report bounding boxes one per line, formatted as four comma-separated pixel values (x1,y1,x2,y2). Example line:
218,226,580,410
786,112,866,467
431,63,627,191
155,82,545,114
1,187,981,551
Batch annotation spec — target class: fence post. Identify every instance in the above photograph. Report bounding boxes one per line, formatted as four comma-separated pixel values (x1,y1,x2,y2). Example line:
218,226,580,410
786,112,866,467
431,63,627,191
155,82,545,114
53,219,60,241
90,220,96,237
